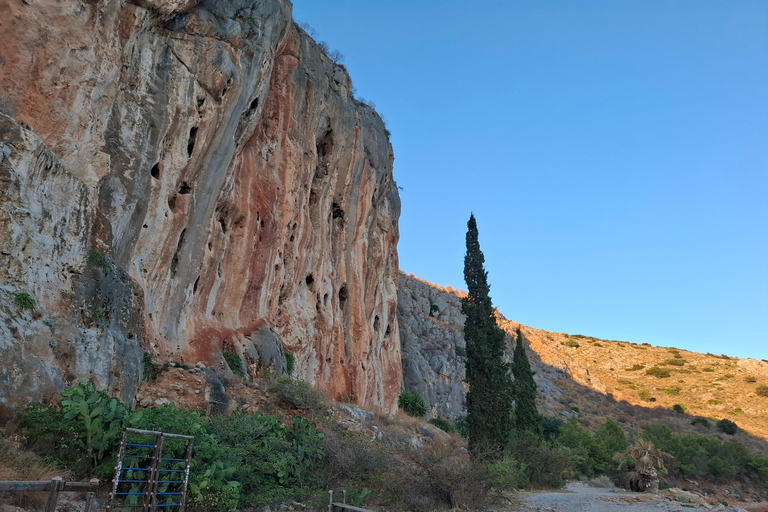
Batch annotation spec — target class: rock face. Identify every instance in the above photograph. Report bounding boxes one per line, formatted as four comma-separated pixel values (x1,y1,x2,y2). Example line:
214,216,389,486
0,0,401,411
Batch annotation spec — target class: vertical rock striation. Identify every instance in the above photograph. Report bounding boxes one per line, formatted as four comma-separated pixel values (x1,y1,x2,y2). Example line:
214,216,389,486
0,0,401,411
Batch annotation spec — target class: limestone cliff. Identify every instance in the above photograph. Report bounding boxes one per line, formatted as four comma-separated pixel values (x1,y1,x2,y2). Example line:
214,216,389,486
0,0,401,411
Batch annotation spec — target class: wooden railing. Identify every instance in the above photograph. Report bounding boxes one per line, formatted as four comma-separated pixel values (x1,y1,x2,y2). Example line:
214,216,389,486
327,489,374,512
0,477,99,512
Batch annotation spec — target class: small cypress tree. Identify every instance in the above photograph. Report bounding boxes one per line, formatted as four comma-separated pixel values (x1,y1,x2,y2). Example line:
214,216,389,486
512,327,542,438
462,214,514,457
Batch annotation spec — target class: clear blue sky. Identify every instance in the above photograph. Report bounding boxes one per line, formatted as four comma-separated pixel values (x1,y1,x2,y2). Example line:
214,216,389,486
292,0,768,360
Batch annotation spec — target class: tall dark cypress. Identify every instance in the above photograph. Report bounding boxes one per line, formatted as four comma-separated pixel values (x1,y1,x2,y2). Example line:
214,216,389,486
462,214,514,457
512,327,542,437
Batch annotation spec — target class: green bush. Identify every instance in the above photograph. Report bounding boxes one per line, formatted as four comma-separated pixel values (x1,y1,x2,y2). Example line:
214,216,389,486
744,375,757,383
626,364,645,371
398,391,428,417
691,417,710,428
663,386,682,395
665,358,686,366
556,418,626,478
271,378,327,414
285,352,296,375
223,351,245,378
645,366,671,378
642,424,768,485
637,388,652,401
143,352,159,381
756,385,768,397
716,418,738,435
541,416,564,443
21,383,330,510
562,339,580,348
22,379,141,478
86,306,106,325
13,292,36,312
87,250,112,273
428,417,457,433
507,430,570,488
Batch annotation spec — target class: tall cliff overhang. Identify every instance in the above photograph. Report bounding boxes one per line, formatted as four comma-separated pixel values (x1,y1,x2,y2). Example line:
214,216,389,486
0,0,401,411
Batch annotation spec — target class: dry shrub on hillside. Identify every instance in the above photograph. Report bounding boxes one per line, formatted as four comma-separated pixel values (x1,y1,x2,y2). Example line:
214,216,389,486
0,399,26,436
382,447,492,511
320,428,391,489
0,441,67,509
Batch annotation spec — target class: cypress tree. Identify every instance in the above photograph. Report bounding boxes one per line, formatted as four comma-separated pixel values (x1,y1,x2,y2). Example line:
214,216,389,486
511,327,543,437
462,214,514,457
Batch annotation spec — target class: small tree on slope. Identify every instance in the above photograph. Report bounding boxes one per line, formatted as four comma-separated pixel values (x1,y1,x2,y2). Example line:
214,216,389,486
462,214,514,457
512,327,543,438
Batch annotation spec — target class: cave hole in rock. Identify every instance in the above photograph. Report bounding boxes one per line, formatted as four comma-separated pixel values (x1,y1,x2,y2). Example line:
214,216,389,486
187,126,198,157
167,195,177,211
332,202,344,219
207,242,213,250
323,293,328,305
170,228,186,277
151,162,161,179
314,128,333,178
385,324,391,336
193,276,200,294
247,97,259,114
373,315,380,332
289,235,295,242
197,97,205,109
338,284,348,303
260,219,264,228
218,217,227,233
222,77,233,97
178,181,191,194
305,274,314,287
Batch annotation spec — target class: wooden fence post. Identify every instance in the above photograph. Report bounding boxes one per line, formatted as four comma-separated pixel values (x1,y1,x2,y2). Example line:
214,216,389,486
45,476,63,512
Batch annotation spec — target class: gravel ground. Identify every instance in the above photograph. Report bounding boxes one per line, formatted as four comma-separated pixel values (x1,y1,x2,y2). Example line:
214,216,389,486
514,482,755,512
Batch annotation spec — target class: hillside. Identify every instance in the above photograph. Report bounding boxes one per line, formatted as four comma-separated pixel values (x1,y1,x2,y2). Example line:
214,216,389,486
398,272,768,452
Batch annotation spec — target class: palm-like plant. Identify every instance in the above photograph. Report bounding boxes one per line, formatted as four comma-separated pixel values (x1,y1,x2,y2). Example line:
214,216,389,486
614,439,672,492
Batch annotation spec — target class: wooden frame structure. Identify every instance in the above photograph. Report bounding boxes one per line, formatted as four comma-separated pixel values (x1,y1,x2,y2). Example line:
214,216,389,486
107,428,194,511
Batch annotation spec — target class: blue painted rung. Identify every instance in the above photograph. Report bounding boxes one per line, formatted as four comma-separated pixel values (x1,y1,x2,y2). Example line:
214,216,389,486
120,468,148,472
157,492,182,496
115,492,145,496
116,480,149,484
158,469,185,473
126,443,156,448
155,505,181,508
160,458,188,462
159,481,184,484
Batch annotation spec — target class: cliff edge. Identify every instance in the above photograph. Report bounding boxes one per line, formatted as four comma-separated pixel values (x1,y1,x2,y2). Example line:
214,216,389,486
0,0,401,411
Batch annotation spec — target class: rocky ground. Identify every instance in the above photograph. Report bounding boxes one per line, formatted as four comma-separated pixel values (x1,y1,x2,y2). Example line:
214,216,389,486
513,482,768,512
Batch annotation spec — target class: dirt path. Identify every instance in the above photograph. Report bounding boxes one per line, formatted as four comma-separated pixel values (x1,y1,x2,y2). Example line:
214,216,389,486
513,482,758,512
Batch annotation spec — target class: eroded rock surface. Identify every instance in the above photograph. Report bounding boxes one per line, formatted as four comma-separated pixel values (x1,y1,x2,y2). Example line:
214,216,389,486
0,0,401,411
